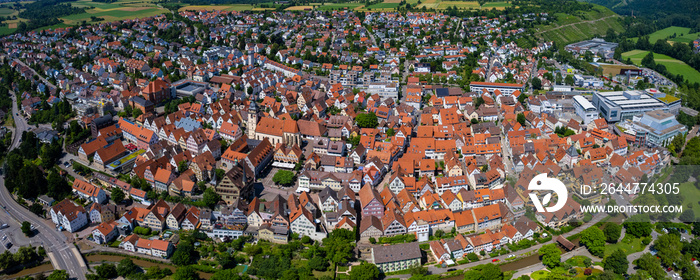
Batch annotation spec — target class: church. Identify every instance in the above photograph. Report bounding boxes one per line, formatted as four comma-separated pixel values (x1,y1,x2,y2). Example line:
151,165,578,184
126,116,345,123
247,102,302,146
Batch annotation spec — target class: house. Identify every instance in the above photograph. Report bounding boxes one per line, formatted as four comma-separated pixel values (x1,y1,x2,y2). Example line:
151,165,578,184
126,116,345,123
92,221,119,244
50,199,88,233
72,178,107,204
359,184,384,218
371,242,422,273
120,234,174,258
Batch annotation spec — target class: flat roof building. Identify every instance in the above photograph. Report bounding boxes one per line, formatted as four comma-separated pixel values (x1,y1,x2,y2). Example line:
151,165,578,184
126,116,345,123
591,90,669,122
632,110,687,147
469,82,524,96
573,95,598,124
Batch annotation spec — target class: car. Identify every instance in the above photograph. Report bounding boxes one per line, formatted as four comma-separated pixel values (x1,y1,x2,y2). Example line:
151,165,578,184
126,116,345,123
492,259,499,262
447,268,456,272
508,254,515,258
667,267,673,271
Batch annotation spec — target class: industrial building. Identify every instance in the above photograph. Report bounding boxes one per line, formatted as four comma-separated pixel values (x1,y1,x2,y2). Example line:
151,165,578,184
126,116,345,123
573,95,598,124
632,110,687,147
565,38,618,59
591,90,670,122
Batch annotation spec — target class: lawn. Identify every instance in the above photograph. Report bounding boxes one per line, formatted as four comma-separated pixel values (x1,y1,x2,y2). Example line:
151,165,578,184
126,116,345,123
604,235,644,256
315,3,364,10
621,50,700,84
679,182,700,218
631,26,700,44
0,7,18,17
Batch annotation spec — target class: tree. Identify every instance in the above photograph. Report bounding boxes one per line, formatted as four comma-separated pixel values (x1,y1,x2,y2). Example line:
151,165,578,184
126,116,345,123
517,113,526,126
211,269,244,280
604,249,628,275
604,223,622,243
111,188,125,204
654,234,683,267
464,263,503,280
641,52,655,69
356,112,379,128
623,215,653,238
21,221,32,237
95,263,118,279
178,160,189,173
272,170,295,186
636,253,665,280
117,258,139,277
349,262,381,280
538,244,561,269
322,229,355,268
173,266,200,280
171,241,196,266
202,188,220,209
47,270,69,280
132,107,143,119
580,226,606,257
531,77,542,90
564,75,574,86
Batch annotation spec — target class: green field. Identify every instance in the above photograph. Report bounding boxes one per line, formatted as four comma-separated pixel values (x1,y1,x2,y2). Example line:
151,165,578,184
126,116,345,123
0,7,18,17
631,26,700,44
679,182,700,218
364,2,400,9
315,3,364,10
418,0,510,10
537,4,624,45
622,50,700,84
604,235,644,256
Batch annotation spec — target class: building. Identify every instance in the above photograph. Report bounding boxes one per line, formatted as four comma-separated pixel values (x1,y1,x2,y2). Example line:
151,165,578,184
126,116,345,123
216,164,253,205
371,242,422,273
469,82,524,96
72,178,107,204
565,38,618,58
632,110,688,146
573,95,598,125
592,91,669,122
50,199,88,233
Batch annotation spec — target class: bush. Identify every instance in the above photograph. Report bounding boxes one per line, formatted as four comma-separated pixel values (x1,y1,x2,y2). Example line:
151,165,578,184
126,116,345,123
467,253,479,261
133,226,151,235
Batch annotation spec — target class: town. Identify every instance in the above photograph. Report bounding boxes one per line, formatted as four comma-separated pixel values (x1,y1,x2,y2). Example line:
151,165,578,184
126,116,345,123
0,2,699,280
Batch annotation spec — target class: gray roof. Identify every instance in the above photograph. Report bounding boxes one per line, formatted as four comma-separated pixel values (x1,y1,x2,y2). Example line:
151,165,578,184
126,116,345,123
372,242,421,264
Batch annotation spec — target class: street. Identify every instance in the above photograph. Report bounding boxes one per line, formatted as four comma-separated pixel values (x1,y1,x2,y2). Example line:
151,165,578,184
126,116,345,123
1,91,87,279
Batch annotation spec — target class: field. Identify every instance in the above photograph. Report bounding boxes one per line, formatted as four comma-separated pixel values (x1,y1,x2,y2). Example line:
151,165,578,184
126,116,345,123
315,3,364,11
364,2,400,10
536,4,624,45
631,26,700,44
604,235,644,256
622,50,700,84
679,182,700,218
179,4,260,11
417,0,511,10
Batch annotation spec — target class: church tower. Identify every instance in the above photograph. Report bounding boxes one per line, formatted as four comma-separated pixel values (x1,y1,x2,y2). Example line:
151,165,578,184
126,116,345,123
247,101,258,139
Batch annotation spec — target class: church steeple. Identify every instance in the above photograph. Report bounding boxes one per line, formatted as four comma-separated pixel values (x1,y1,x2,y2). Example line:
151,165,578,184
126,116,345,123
247,101,258,139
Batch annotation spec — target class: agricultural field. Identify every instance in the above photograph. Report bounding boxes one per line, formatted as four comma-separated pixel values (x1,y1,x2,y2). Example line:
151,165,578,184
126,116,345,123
536,4,624,45
622,50,700,84
364,2,400,10
314,3,364,11
417,0,510,10
631,26,700,44
179,4,259,12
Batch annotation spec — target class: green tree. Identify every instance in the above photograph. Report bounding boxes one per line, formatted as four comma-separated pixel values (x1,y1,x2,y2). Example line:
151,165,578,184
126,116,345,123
47,270,69,280
21,221,32,237
654,234,683,267
580,226,606,257
178,160,189,173
272,170,295,186
356,112,379,128
203,188,220,209
603,223,622,243
171,241,196,266
211,269,245,280
564,75,574,86
623,215,653,238
349,262,381,280
538,244,561,269
517,113,526,126
116,258,139,276
95,263,118,279
464,263,503,280
173,266,200,280
604,249,628,275
132,107,143,119
111,188,125,204
531,77,542,90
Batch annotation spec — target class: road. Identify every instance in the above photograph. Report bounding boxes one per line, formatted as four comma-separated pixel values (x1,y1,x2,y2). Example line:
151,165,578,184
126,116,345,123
13,59,58,92
390,213,608,278
2,91,87,279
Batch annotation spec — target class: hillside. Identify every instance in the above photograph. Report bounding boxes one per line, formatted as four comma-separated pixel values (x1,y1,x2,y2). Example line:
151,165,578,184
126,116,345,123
534,4,624,45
